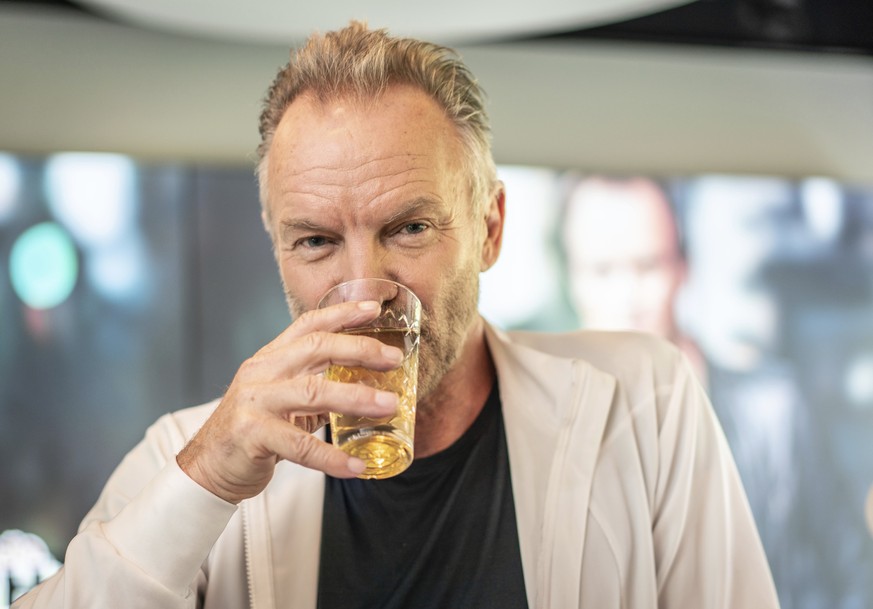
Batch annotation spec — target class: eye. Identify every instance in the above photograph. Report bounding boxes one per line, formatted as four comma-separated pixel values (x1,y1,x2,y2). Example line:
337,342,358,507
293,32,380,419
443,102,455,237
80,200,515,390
298,235,329,248
288,234,336,262
399,222,428,235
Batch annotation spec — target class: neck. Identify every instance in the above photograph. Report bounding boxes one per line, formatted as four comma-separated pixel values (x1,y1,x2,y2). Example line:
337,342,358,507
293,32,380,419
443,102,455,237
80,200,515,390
413,316,494,458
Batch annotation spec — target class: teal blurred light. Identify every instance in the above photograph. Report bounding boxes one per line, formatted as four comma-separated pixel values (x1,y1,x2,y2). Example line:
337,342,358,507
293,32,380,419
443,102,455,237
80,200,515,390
9,222,79,310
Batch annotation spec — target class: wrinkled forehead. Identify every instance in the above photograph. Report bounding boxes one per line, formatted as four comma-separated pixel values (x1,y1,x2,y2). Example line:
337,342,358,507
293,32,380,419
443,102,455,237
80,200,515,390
263,88,474,223
266,87,470,201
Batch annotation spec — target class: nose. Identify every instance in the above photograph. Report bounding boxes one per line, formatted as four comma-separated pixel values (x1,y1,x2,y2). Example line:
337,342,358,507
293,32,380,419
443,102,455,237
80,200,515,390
342,238,397,284
332,240,402,305
329,276,400,307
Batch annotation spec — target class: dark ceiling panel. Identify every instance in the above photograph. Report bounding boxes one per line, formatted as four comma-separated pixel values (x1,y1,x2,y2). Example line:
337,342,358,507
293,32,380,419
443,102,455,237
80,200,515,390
525,0,873,56
3,0,872,56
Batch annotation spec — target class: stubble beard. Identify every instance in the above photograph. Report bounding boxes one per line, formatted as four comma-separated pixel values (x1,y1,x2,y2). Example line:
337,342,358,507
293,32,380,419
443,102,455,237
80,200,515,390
414,262,480,415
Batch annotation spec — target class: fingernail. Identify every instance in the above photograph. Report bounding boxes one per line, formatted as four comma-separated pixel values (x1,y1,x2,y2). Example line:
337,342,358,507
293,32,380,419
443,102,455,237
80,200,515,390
348,457,366,474
358,300,380,311
375,391,398,409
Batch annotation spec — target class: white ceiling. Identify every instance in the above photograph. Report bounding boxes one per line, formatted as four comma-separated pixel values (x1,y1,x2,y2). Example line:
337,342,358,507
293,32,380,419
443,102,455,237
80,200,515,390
74,0,695,45
3,4,873,180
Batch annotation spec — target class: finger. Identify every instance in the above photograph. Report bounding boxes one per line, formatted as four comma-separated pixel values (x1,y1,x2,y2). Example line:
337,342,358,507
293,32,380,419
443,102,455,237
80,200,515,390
257,374,399,419
266,422,366,478
274,301,383,347
239,327,404,385
287,331,405,376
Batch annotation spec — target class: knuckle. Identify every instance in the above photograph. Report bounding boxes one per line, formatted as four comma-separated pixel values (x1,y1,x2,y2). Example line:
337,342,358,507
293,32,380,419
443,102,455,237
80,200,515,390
237,355,259,377
300,331,326,354
289,430,318,464
298,375,322,407
355,335,370,352
237,352,274,381
356,335,381,356
294,308,320,329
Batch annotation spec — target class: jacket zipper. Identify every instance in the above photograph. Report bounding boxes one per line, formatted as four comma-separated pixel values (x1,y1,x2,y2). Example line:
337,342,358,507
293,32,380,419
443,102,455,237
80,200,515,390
242,501,256,609
537,360,585,608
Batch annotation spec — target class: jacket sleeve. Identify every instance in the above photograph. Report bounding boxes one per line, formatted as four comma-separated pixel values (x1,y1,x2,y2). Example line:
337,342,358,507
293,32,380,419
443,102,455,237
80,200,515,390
652,357,781,609
13,412,238,609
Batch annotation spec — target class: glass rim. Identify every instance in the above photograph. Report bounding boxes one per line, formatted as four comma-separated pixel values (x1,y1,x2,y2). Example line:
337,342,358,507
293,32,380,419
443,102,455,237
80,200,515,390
316,277,421,309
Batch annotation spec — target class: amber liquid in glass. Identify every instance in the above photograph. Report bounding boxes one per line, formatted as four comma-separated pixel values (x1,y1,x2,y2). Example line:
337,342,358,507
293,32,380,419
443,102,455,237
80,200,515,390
326,327,419,479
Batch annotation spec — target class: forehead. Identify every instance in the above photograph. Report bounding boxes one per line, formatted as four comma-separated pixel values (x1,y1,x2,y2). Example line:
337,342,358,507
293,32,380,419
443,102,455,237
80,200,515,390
565,182,679,260
267,86,465,197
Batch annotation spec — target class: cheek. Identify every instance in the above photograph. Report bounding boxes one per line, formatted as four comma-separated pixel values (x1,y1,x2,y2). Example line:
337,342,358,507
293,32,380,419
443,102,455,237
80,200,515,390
393,275,438,317
390,248,461,310
279,262,336,312
422,252,480,316
393,278,454,332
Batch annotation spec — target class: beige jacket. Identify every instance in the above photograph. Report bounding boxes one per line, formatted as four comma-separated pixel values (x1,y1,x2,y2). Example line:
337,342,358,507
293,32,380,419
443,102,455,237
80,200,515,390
16,324,780,609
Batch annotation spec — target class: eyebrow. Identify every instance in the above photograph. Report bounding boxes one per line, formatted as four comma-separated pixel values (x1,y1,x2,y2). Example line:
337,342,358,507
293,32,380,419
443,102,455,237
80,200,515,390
278,219,334,244
279,196,449,241
281,218,328,232
383,197,447,224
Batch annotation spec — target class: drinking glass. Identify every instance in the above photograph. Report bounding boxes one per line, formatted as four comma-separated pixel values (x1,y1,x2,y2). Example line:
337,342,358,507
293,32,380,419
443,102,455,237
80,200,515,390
318,278,421,479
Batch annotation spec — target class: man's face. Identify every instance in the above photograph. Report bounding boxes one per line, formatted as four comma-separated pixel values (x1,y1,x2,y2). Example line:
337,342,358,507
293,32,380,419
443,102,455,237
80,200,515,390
264,85,489,404
564,179,685,339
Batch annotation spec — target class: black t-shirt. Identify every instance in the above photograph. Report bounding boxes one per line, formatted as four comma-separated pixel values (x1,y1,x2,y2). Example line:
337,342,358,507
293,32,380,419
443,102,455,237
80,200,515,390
317,383,529,609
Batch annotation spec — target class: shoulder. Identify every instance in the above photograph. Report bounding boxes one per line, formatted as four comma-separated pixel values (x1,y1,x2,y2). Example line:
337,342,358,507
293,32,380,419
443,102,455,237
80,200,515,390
498,326,687,386
489,325,703,430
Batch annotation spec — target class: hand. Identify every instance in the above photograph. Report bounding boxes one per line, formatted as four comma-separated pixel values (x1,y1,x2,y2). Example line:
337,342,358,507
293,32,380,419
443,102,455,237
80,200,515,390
176,300,402,504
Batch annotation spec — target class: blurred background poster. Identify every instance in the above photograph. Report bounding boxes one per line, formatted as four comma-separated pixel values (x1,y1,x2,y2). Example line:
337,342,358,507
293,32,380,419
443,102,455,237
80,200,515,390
2,153,873,608
489,166,873,609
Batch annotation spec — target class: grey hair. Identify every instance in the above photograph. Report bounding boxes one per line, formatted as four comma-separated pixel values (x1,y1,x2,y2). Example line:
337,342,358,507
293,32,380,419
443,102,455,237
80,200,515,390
255,21,497,233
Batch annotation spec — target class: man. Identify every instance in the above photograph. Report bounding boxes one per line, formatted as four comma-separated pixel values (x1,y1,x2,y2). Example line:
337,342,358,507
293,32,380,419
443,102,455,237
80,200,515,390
561,176,707,384
16,22,779,609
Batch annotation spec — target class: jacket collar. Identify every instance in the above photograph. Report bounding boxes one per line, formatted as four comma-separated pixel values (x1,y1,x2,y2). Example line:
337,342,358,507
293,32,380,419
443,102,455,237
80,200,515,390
485,322,617,609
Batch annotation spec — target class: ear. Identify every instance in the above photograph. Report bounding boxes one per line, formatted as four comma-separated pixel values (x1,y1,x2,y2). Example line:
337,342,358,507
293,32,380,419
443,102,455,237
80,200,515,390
479,182,506,272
